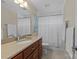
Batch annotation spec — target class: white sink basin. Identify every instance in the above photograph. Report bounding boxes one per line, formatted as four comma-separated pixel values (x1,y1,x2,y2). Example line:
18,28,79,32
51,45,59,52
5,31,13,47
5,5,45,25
16,40,32,44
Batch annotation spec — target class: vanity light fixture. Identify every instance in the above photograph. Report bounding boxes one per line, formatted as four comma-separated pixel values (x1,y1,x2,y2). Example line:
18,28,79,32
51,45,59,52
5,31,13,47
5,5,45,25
14,0,28,8
14,0,24,4
23,2,28,8
20,3,24,7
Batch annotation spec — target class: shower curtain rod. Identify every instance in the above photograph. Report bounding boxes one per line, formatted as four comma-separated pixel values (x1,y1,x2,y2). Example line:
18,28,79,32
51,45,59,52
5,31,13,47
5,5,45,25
38,14,64,17
18,14,64,19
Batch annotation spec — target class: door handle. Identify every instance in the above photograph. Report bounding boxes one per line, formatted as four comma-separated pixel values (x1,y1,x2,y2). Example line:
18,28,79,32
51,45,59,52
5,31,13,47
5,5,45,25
72,47,77,51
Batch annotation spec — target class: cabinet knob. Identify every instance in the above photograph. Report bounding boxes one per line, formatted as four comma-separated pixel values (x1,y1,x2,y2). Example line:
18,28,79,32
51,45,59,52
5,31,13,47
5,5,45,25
31,47,35,50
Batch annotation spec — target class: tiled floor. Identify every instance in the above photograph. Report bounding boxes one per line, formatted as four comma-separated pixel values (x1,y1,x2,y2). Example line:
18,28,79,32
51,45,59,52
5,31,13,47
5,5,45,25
42,48,70,59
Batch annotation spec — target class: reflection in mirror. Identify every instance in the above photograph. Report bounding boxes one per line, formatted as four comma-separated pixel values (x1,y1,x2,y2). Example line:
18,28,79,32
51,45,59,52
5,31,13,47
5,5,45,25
1,24,8,40
7,24,17,38
1,24,17,40
1,24,17,44
17,18,31,37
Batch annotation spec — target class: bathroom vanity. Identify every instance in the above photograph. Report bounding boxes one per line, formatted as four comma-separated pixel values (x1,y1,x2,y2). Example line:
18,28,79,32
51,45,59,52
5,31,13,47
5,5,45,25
1,36,42,59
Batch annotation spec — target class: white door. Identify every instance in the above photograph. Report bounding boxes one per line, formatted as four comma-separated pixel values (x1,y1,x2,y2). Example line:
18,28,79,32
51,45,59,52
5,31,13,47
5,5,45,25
66,27,77,59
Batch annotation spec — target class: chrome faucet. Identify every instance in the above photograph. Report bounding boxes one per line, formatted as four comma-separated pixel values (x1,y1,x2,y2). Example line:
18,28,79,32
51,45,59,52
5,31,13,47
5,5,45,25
17,36,20,41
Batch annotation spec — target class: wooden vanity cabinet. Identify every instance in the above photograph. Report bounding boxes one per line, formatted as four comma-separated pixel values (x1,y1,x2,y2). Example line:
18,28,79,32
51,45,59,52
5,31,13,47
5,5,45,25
12,52,23,59
11,38,42,59
38,38,42,59
23,40,38,59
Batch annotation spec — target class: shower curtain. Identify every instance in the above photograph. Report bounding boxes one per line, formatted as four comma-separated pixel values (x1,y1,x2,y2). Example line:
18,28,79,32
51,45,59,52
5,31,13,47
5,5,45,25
38,15,65,49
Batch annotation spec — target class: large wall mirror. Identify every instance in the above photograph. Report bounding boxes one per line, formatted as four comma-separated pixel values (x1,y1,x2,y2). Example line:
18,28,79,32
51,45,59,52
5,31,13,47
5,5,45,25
1,17,33,40
1,0,38,43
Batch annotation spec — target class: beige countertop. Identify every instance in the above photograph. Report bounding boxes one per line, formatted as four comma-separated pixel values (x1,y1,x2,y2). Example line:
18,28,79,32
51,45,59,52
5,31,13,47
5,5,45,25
1,36,41,59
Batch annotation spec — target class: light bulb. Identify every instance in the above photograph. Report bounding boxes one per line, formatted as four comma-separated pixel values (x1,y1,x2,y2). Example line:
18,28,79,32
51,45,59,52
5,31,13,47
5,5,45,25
14,0,19,4
14,0,28,9
18,0,24,3
23,2,28,8
20,4,24,7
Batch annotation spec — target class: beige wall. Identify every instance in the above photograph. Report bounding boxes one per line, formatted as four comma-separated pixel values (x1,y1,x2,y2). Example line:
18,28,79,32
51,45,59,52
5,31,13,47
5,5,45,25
1,5,17,24
64,0,76,27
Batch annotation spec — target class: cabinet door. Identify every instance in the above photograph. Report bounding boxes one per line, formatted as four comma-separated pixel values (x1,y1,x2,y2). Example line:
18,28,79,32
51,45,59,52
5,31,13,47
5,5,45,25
24,41,38,59
27,49,38,59
38,39,42,59
12,53,23,59
27,53,33,59
38,46,42,59
32,49,38,59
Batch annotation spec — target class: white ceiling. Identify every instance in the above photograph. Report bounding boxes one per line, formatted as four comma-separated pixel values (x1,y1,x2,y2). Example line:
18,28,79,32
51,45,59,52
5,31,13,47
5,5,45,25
30,0,65,16
2,0,65,17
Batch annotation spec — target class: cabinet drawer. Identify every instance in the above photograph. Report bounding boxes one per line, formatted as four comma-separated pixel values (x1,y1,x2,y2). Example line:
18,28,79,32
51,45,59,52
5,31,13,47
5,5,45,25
32,41,39,50
27,53,33,59
24,41,38,59
12,53,23,59
24,45,33,59
27,48,38,59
